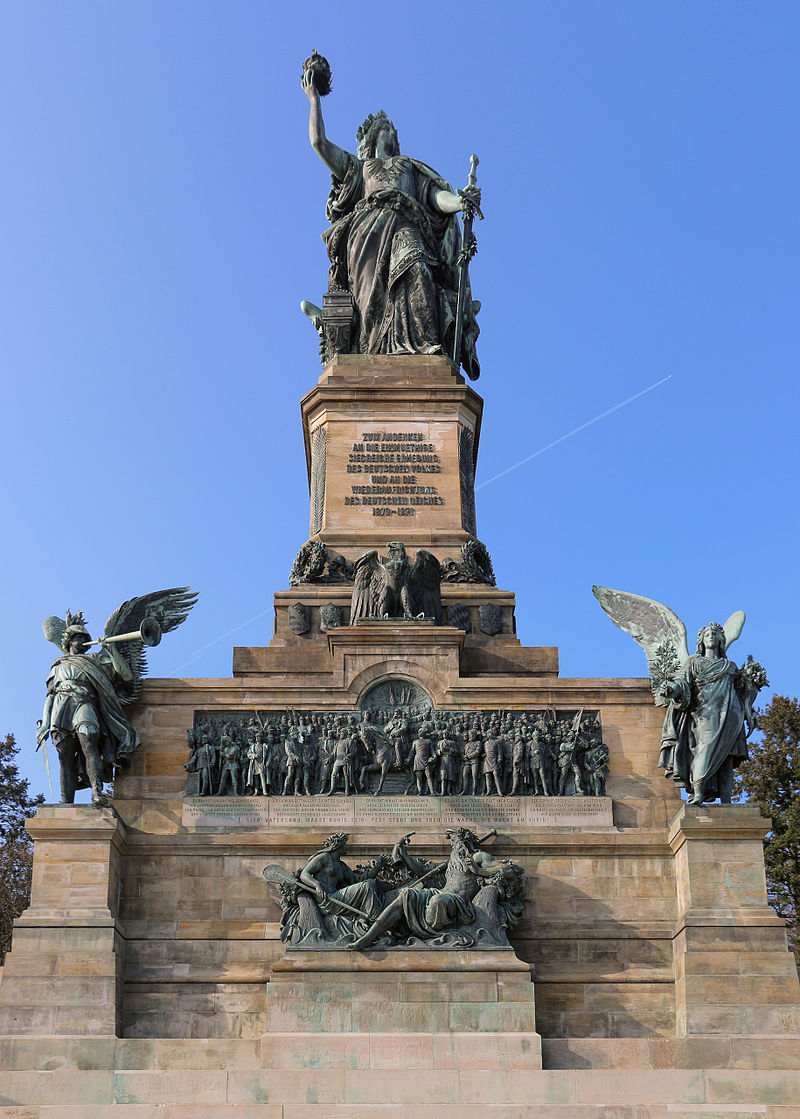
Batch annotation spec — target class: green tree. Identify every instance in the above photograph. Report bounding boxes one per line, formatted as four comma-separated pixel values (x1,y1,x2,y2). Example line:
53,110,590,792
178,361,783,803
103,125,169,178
0,733,44,962
735,696,800,963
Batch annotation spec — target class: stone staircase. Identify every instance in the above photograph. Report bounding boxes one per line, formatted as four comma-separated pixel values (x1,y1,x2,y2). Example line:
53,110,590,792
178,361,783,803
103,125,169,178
2,1035,800,1117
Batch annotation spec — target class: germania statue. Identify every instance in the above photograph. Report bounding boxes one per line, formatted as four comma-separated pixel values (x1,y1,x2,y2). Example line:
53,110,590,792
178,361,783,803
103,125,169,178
300,51,482,380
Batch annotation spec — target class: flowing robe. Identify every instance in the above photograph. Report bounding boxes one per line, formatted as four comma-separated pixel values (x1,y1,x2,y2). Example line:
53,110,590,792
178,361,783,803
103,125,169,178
323,152,480,380
659,654,748,796
393,883,475,940
39,651,140,782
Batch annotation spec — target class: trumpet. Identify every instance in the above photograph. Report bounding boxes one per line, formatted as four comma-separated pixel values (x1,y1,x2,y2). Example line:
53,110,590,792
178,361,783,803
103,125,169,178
86,617,162,649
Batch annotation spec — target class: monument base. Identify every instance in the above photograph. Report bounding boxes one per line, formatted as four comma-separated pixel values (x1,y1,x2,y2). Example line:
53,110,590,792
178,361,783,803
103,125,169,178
267,948,539,1042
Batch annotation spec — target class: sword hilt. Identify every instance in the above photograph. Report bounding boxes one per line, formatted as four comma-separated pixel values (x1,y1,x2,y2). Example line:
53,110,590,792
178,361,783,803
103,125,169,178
462,154,483,220
468,154,479,189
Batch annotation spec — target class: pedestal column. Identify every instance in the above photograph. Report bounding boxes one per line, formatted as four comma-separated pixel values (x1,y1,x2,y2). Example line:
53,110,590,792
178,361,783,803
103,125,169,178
300,353,483,556
0,805,127,1036
669,803,800,1035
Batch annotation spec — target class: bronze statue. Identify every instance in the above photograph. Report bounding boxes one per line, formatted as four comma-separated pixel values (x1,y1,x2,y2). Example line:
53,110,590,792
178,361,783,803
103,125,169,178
350,542,442,624
301,53,482,379
39,588,197,806
594,586,768,804
350,829,523,950
265,828,524,950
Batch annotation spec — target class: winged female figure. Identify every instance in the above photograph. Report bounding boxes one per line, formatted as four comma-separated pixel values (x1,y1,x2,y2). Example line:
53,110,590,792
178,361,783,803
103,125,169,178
301,58,481,379
593,586,767,805
38,588,197,806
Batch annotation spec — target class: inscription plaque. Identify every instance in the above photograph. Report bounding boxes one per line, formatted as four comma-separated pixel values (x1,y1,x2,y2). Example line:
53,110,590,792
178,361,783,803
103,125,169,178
269,797,354,828
182,797,270,828
345,430,444,518
354,796,441,827
182,796,613,829
525,796,613,826
441,797,529,828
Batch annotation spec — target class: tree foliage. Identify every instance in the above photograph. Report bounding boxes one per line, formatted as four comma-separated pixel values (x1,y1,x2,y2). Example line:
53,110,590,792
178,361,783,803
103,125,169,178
735,696,800,963
0,733,44,962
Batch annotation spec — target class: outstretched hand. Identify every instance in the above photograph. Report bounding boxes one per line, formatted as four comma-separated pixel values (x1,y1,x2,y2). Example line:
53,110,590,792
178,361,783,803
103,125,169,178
302,68,319,103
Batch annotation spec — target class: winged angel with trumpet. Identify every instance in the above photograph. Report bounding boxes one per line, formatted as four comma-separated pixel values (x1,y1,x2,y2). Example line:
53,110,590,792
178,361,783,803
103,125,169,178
593,587,768,805
37,588,197,806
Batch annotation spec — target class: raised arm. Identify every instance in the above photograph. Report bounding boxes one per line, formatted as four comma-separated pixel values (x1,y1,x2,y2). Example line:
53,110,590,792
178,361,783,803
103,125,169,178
302,70,350,182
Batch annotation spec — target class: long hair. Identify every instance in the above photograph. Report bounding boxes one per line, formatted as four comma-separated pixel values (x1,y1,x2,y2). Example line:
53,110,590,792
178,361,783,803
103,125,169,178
696,622,726,655
356,110,399,160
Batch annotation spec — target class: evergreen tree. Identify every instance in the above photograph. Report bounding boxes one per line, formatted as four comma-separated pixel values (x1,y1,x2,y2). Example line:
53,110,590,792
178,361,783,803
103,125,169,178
735,696,800,962
0,733,44,962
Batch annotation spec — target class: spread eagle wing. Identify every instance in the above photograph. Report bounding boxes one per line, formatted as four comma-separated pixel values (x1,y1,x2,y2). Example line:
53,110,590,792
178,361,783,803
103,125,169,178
43,615,67,651
103,587,198,704
408,549,442,624
350,551,384,623
723,610,746,651
592,585,689,671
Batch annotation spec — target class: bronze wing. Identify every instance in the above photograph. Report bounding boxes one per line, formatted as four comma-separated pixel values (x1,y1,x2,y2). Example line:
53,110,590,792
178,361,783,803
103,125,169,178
408,549,442,624
592,585,689,669
350,551,384,623
103,587,198,704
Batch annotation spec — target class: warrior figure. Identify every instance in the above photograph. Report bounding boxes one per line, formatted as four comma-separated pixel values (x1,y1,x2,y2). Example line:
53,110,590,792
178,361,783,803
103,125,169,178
38,590,196,806
217,725,241,796
459,727,484,796
186,733,216,797
409,725,437,795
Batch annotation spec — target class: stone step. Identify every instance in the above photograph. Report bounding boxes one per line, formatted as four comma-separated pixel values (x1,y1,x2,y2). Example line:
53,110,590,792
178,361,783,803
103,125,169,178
3,1033,800,1072
0,1107,796,1119
0,1066,799,1111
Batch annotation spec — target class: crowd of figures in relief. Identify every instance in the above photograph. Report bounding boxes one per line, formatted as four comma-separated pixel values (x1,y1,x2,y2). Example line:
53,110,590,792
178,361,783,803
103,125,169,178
185,706,609,799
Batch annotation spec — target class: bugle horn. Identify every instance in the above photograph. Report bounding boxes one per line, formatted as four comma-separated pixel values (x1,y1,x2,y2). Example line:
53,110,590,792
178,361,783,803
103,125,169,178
87,617,162,649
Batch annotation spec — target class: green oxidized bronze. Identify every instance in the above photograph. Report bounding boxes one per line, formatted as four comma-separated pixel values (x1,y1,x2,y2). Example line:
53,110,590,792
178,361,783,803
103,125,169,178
263,828,524,950
300,52,482,379
593,585,768,805
38,588,197,806
186,705,607,799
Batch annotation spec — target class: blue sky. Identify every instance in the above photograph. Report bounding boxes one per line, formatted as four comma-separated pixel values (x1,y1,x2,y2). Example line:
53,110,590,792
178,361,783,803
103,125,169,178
2,1,798,798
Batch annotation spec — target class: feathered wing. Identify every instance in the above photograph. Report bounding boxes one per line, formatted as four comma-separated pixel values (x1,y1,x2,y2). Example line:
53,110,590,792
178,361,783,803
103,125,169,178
723,610,746,652
408,550,442,623
103,587,198,704
592,585,689,670
43,615,67,651
350,552,384,623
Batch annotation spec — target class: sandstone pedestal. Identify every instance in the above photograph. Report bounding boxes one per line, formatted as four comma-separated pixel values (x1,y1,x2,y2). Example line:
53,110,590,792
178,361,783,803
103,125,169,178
264,947,542,1074
0,804,126,1037
670,802,800,1036
301,354,482,554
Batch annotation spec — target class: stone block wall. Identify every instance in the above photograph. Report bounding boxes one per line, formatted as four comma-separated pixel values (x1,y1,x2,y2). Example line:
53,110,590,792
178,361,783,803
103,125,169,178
2,640,799,1049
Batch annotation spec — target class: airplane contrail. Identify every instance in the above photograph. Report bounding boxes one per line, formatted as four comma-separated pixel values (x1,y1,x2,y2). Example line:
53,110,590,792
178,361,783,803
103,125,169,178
477,375,672,489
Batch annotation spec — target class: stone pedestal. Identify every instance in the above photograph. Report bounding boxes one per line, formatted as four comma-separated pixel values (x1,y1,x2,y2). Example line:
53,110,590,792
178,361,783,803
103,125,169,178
0,805,126,1036
264,947,542,1072
301,353,482,555
669,803,800,1036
